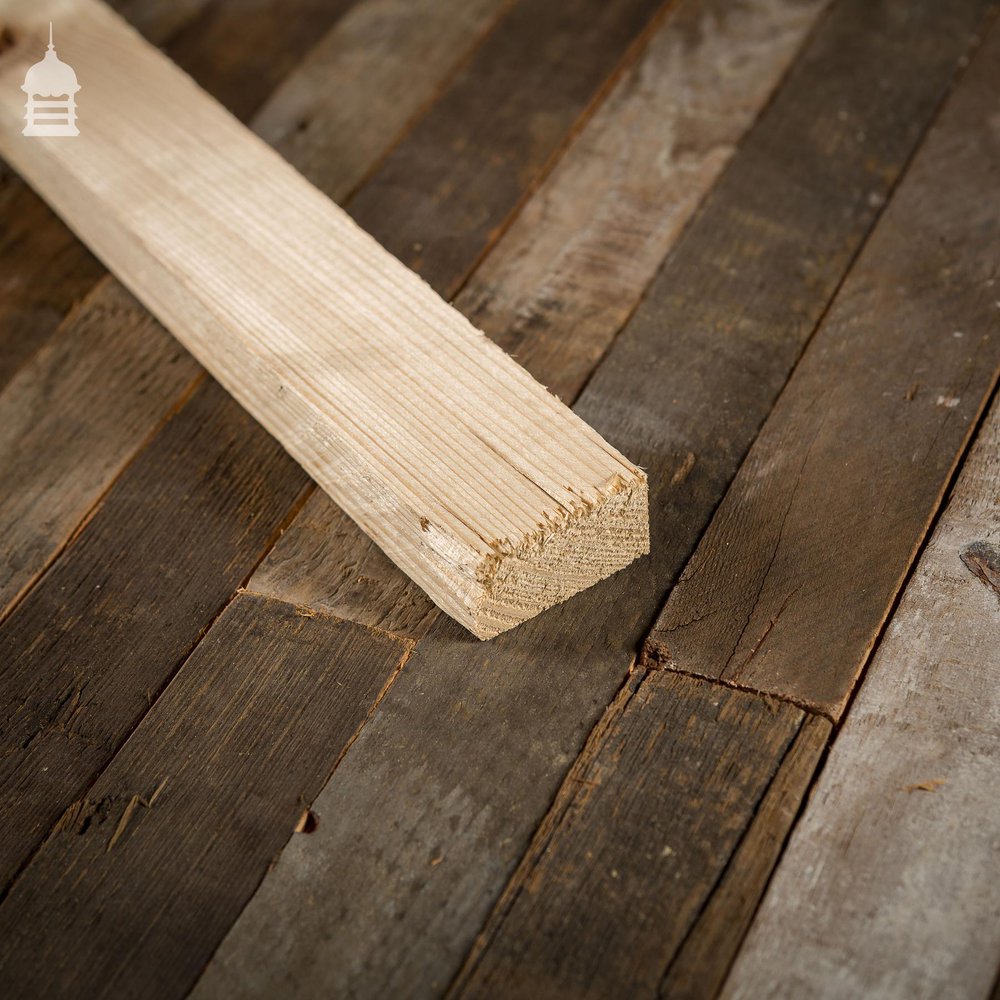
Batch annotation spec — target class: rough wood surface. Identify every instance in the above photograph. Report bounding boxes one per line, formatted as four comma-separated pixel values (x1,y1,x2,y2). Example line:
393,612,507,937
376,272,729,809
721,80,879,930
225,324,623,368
254,0,513,201
0,280,201,620
0,0,649,639
345,0,669,300
722,392,1000,1000
0,379,309,894
458,0,828,405
0,0,512,637
0,157,103,388
645,4,1000,716
151,0,358,122
249,0,828,636
658,713,831,999
0,0,681,980
193,1,992,995
453,671,804,998
0,594,407,1000
0,0,337,389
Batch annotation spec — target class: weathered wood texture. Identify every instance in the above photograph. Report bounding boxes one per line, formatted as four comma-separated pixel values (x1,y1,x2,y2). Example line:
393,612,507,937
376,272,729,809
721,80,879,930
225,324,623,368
254,0,513,200
0,379,309,895
345,0,669,300
0,0,344,389
451,8,1000,990
657,713,831,999
146,0,358,122
452,674,817,999
0,281,201,620
249,0,828,635
0,594,408,1000
0,0,650,640
645,0,1000,717
0,156,103,388
0,0,514,635
722,392,1000,1000
194,1,992,995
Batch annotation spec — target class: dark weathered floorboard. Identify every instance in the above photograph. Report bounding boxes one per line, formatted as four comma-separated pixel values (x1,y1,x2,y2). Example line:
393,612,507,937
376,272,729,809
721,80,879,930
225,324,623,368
657,713,831,999
452,6,1000,991
645,0,1000,716
0,594,408,1000
346,0,669,299
254,0,513,200
454,671,805,999
193,1,992,995
0,280,201,620
0,380,309,895
145,0,358,123
0,159,104,390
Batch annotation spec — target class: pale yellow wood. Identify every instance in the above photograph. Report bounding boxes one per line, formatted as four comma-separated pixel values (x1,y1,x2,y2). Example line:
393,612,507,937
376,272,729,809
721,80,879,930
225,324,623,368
0,0,649,638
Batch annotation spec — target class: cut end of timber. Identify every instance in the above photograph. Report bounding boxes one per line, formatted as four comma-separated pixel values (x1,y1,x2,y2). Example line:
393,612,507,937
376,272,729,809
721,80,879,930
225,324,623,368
463,470,650,639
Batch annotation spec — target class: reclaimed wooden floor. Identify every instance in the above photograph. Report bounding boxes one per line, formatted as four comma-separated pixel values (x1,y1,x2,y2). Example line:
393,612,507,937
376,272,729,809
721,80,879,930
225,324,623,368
1,0,998,996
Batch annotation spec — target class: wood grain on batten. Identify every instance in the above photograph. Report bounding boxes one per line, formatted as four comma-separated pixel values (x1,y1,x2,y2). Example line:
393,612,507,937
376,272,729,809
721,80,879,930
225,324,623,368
0,0,352,390
644,3,1000,718
722,392,1000,1000
0,594,409,1000
193,2,993,996
0,0,513,629
0,0,651,639
248,0,829,635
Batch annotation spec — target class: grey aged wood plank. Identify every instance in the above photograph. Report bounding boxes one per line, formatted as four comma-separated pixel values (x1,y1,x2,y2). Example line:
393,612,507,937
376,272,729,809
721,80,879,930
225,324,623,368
0,158,104,389
0,594,408,1000
344,0,669,300
248,0,829,635
452,14,1000,992
193,2,993,995
0,280,201,620
451,671,806,998
0,0,512,634
722,393,1000,1000
645,6,1000,717
0,379,310,895
146,0,358,122
253,0,512,200
658,713,832,999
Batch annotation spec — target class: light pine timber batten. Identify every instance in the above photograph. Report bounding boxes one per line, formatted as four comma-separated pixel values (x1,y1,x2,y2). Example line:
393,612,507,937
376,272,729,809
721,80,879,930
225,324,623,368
0,0,649,639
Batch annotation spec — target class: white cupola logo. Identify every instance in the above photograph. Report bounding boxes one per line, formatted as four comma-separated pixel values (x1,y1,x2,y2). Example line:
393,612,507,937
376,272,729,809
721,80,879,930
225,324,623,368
22,23,80,137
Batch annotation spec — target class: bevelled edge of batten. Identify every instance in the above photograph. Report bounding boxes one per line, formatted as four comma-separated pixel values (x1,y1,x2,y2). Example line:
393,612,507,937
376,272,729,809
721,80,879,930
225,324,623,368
462,468,650,639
